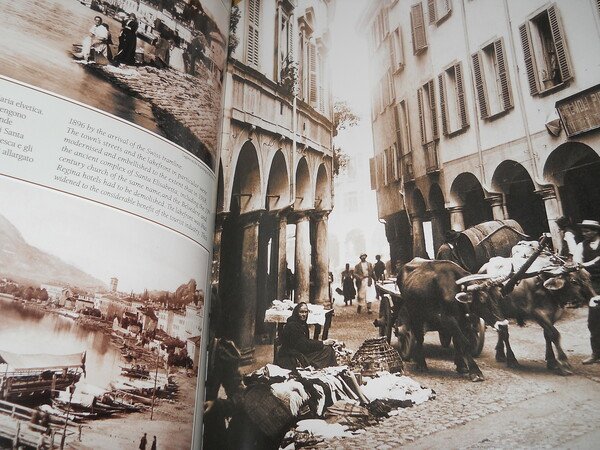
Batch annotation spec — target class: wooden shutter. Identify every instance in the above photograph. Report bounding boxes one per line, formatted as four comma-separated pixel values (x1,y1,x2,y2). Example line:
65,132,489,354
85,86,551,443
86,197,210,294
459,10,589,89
428,79,439,139
389,35,397,70
308,42,318,105
547,5,572,82
428,0,436,24
494,39,513,111
411,3,427,54
472,51,489,119
388,69,395,103
417,87,426,144
438,73,448,136
393,103,403,154
247,0,260,68
455,62,468,128
519,23,539,96
287,18,294,62
369,157,377,189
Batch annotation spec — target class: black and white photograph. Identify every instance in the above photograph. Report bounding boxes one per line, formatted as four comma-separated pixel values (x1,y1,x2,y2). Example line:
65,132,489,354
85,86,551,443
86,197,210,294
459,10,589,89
204,0,600,449
0,0,229,170
0,175,207,449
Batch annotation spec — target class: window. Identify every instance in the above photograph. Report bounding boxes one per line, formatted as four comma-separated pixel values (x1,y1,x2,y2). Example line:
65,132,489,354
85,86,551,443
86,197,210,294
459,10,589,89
308,41,318,105
370,8,390,50
389,28,404,72
472,38,513,119
417,80,439,144
438,62,468,135
410,2,427,54
384,147,394,184
519,5,572,95
428,0,451,24
369,157,377,189
393,100,411,156
277,9,293,81
246,0,261,68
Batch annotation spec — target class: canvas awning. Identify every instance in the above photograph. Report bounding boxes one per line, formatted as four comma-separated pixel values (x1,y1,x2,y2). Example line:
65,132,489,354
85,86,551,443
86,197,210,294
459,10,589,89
0,350,84,370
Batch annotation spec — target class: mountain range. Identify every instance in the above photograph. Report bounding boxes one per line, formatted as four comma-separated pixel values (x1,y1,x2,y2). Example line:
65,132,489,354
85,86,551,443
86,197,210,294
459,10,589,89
0,212,106,290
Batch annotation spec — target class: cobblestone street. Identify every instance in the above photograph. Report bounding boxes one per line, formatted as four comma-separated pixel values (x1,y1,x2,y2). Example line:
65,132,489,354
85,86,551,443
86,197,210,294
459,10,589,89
249,302,600,449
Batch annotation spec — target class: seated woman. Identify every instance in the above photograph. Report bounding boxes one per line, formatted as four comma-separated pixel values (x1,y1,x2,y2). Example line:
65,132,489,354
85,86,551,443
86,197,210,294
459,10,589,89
276,302,336,370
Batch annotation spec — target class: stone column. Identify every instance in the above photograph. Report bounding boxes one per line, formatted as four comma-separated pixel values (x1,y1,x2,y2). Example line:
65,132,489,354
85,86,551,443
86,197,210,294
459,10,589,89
430,209,446,257
411,214,428,258
448,206,466,231
237,210,262,363
276,209,289,300
211,212,228,285
312,211,331,308
487,195,506,220
292,211,311,303
537,186,562,250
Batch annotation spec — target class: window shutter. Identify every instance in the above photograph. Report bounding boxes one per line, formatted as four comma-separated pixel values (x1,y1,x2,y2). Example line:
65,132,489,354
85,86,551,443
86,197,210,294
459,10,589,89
438,74,448,136
388,69,395,103
428,0,436,24
411,3,427,54
417,87,426,144
471,52,489,119
428,79,439,139
547,5,572,82
519,23,539,96
389,35,397,70
383,8,390,36
247,0,260,68
287,18,294,63
308,42,318,105
455,62,468,128
393,103,403,154
392,143,400,181
494,39,513,111
369,157,377,190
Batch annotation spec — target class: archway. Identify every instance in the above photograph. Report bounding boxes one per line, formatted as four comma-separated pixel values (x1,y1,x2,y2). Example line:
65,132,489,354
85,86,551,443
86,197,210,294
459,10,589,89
492,160,547,239
450,173,492,228
293,157,312,303
315,164,332,211
219,141,262,359
429,183,449,255
544,142,600,222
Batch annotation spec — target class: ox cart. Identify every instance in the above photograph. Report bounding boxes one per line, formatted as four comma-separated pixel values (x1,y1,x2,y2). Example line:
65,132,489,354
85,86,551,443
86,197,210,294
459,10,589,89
373,219,528,359
374,280,486,359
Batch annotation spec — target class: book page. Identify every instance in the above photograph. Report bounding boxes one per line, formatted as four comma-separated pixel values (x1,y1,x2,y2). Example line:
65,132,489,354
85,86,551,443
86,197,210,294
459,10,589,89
0,0,230,448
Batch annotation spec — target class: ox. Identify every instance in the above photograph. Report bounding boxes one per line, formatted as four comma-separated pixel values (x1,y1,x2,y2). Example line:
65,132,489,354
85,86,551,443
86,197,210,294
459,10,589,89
400,259,508,382
488,263,598,375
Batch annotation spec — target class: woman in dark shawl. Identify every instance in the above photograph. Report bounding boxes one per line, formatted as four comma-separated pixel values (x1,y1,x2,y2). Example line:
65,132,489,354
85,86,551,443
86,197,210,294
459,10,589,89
276,302,336,370
115,13,139,65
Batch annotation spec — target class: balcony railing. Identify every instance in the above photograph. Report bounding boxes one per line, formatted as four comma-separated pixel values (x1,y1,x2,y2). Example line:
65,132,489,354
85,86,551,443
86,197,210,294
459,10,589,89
424,141,439,173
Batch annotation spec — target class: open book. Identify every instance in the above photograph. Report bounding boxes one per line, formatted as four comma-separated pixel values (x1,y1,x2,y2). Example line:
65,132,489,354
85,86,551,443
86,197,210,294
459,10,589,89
2,0,600,449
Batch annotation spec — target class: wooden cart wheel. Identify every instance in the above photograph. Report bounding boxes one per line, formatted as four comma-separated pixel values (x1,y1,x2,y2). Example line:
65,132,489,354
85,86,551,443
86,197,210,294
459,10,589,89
377,296,393,343
470,317,486,357
439,331,452,348
395,324,414,360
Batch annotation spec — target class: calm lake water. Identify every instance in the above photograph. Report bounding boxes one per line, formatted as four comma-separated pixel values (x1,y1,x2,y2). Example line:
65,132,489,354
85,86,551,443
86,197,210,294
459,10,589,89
0,299,123,390
0,0,160,133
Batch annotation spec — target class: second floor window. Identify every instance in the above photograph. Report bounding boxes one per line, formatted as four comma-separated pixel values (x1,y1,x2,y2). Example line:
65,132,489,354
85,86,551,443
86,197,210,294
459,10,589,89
438,62,468,135
246,0,261,68
417,80,439,144
428,0,451,25
519,5,572,96
411,2,427,55
472,38,513,119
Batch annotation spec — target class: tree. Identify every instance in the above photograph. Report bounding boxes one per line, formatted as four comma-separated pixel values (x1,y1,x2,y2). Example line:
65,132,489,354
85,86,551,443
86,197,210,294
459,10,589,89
332,101,360,176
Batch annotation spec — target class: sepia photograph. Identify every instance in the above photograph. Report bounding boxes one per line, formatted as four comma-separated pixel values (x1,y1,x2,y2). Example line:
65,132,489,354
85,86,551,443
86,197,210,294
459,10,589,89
204,0,600,449
0,174,207,449
0,0,229,170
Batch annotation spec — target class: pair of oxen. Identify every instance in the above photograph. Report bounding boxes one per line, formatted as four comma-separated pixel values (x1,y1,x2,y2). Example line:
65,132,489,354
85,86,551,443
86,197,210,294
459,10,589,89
400,238,599,381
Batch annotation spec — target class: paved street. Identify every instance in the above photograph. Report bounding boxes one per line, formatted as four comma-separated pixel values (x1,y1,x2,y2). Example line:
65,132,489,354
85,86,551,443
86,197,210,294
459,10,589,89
249,301,600,449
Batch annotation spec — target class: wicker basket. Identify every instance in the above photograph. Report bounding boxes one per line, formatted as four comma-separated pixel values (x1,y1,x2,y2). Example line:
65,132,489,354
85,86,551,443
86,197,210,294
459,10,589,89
350,337,404,377
242,383,296,439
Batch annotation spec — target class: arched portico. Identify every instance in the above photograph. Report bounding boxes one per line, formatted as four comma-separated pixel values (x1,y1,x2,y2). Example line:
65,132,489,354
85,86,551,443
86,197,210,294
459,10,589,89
428,183,449,256
450,173,492,228
410,189,428,258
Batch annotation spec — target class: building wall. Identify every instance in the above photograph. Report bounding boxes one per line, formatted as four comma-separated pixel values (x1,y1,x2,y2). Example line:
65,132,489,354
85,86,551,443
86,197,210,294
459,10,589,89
363,0,600,262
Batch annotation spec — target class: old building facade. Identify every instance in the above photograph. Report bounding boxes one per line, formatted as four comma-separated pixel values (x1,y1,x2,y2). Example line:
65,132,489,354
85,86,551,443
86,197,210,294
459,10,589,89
214,0,336,362
362,0,600,265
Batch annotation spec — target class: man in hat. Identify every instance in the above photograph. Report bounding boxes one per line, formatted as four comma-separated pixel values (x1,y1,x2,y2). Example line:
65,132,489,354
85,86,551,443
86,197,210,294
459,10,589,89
436,229,462,261
574,220,600,364
373,255,386,300
354,253,374,314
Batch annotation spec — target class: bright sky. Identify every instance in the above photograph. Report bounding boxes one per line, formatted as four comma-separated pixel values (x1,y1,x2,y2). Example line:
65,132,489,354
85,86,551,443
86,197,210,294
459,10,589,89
0,176,207,294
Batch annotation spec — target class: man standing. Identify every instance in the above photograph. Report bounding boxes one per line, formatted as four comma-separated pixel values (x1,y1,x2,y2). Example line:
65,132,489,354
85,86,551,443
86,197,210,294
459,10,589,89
354,253,374,314
373,255,386,299
574,220,600,364
139,433,147,450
